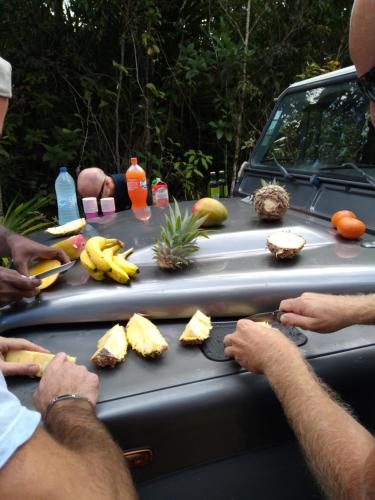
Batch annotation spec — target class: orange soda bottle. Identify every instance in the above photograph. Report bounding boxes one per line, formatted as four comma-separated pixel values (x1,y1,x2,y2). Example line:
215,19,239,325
125,157,148,208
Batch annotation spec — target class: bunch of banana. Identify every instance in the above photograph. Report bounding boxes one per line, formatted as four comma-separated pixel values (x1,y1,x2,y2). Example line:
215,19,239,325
80,236,139,284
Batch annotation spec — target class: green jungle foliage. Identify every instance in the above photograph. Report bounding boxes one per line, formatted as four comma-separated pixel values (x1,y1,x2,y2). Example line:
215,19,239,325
0,0,352,213
0,195,52,235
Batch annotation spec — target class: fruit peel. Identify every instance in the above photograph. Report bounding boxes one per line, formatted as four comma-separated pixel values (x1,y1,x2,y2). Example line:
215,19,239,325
45,218,86,237
52,234,86,260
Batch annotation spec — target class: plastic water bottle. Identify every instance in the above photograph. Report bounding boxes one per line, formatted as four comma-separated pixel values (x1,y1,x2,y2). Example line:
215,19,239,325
125,157,148,208
55,166,80,225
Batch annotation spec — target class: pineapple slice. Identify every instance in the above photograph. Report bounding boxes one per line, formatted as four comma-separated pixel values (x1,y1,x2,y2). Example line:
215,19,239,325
45,218,86,237
126,314,168,357
179,310,212,344
5,350,76,378
254,321,272,328
91,324,128,368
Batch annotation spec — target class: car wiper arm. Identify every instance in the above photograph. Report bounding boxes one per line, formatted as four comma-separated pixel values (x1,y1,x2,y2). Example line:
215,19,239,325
340,162,375,187
271,155,294,179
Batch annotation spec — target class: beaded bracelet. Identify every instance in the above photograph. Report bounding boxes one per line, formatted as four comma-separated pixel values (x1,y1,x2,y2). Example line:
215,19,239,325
42,393,91,421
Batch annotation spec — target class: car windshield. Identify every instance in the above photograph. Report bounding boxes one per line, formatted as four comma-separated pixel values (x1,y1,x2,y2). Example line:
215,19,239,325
252,78,375,182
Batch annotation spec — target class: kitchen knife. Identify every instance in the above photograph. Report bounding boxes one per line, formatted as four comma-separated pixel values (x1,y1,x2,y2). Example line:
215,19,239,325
247,310,308,347
247,310,284,322
29,260,76,280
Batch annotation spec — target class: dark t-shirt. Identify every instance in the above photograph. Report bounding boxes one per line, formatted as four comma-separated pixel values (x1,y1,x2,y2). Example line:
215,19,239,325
110,173,153,212
110,173,131,211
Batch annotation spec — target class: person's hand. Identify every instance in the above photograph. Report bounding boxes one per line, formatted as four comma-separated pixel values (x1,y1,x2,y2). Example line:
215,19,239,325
7,233,69,276
279,292,355,333
0,336,50,376
33,353,99,413
223,319,299,374
0,266,41,306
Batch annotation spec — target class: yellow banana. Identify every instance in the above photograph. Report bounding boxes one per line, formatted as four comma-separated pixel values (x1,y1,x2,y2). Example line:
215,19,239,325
85,237,124,271
121,247,134,259
102,247,130,284
88,269,106,281
114,254,139,277
80,249,97,272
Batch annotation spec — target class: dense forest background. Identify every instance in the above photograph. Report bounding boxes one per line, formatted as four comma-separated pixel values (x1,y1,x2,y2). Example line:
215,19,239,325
0,0,353,213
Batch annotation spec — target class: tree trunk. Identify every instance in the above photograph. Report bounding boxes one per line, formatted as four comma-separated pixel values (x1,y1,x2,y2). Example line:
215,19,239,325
231,0,251,195
115,36,125,171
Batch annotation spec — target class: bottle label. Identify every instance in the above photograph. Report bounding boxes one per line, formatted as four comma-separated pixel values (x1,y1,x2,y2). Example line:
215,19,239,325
127,179,147,191
208,186,220,199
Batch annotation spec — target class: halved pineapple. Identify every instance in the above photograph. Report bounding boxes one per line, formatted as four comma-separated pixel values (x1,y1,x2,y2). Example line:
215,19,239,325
91,324,128,368
5,350,76,377
126,314,168,357
179,310,212,344
46,218,86,237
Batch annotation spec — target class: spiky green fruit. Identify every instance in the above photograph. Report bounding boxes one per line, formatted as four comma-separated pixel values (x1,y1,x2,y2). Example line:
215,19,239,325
152,201,209,270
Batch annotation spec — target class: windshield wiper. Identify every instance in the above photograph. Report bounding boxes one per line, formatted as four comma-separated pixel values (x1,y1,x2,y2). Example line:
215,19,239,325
321,162,375,187
270,155,294,180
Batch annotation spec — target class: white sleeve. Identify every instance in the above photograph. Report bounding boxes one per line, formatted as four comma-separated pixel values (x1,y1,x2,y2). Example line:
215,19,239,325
0,371,40,468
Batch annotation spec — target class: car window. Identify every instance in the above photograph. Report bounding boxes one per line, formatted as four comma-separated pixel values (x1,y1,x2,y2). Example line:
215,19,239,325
252,79,375,182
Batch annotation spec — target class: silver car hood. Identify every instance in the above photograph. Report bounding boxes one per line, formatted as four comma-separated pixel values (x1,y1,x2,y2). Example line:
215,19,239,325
1,199,375,333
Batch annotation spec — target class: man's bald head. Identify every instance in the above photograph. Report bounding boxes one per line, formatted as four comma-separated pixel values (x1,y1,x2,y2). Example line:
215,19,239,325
77,167,107,198
350,0,375,76
350,0,375,125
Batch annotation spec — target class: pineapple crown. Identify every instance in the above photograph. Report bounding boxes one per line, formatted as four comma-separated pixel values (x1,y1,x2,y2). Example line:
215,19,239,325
260,178,281,188
155,199,209,247
152,200,210,270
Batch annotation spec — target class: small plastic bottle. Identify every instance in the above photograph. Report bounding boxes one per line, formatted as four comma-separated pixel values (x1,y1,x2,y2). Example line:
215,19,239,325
55,166,80,225
218,170,228,198
152,178,169,207
125,157,148,208
207,171,220,199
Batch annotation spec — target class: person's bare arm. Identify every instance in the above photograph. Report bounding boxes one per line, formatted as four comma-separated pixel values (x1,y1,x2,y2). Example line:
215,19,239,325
0,405,137,500
0,224,69,275
0,354,137,500
224,320,375,499
279,292,375,332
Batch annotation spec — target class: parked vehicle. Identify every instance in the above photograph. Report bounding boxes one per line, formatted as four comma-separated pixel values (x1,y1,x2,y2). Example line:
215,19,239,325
5,66,375,500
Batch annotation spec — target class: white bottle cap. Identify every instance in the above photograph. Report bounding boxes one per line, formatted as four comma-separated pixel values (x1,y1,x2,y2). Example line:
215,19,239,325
82,197,98,213
100,197,116,213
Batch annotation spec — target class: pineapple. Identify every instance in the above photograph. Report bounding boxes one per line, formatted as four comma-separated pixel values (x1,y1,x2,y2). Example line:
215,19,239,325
126,314,168,357
5,351,76,377
267,231,306,259
253,179,290,220
152,201,209,270
45,218,86,236
254,321,272,328
180,310,212,344
91,324,128,368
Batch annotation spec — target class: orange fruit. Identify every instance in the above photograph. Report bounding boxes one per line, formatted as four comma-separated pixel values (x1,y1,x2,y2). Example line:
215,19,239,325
331,210,357,227
337,217,366,240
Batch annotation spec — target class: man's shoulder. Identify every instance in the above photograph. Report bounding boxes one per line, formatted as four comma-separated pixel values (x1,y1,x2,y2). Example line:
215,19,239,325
110,173,125,184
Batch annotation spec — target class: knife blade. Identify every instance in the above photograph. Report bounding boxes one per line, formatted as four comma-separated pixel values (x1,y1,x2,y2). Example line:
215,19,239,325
247,310,284,322
29,261,76,280
246,310,308,347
